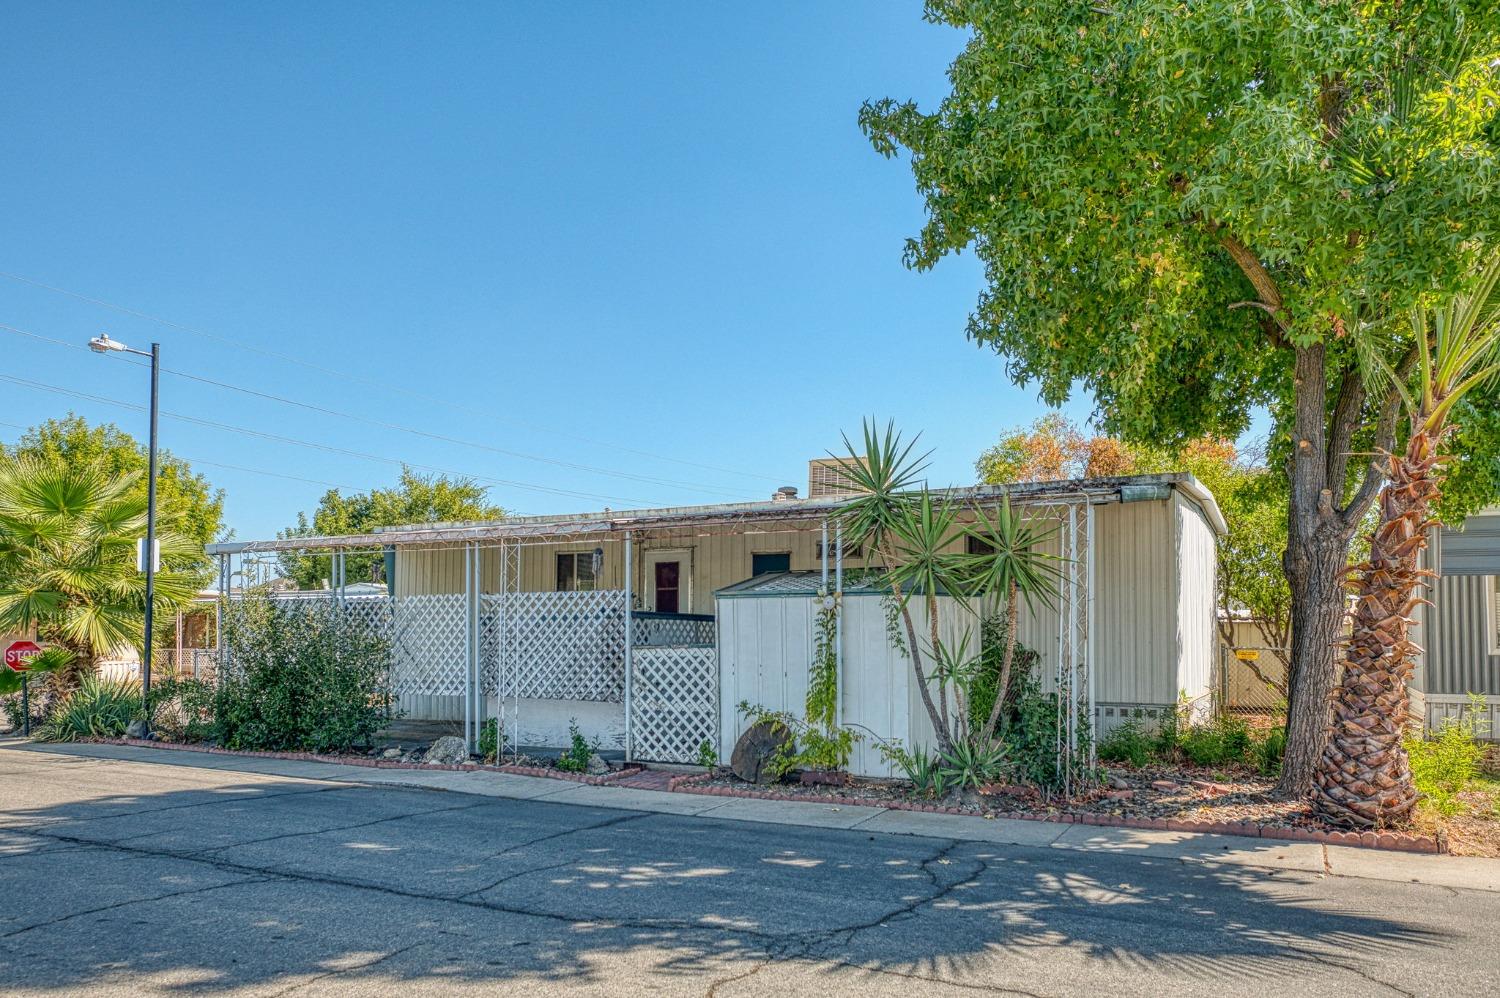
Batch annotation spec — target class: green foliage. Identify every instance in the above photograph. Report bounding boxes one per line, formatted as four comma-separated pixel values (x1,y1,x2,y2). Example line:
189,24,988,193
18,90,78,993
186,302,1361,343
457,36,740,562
968,613,1039,736
880,741,949,798
861,3,1500,451
737,701,859,778
554,720,596,773
1098,721,1154,768
146,675,216,743
6,416,224,568
478,718,501,762
1254,726,1287,778
936,740,1011,794
807,594,841,731
211,597,393,753
1406,695,1490,817
1178,716,1253,767
0,457,200,663
278,468,505,589
35,675,143,742
0,647,73,697
696,739,718,770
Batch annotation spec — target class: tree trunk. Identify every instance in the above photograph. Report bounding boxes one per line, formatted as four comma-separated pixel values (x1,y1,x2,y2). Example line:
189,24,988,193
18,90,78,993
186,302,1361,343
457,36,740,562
1277,528,1349,795
890,577,952,755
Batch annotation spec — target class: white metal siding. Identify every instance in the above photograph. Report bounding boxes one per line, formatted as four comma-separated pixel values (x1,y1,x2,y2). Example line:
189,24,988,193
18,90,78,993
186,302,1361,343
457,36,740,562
1174,492,1219,714
1092,500,1176,704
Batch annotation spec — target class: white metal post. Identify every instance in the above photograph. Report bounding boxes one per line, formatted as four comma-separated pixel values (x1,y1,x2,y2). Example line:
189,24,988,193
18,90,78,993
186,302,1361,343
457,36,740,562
834,521,844,729
623,530,634,762
495,540,508,765
1067,504,1080,789
463,543,474,755
216,553,227,675
820,519,829,589
1085,500,1096,768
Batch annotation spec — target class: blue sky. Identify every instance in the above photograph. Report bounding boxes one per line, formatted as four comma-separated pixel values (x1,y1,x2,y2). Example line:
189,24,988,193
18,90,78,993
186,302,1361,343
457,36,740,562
1,3,1101,541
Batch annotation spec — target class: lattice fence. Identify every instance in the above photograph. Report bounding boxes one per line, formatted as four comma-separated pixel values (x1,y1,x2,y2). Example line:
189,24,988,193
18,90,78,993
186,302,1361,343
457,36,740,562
632,613,715,648
630,644,718,763
388,594,466,697
497,590,627,702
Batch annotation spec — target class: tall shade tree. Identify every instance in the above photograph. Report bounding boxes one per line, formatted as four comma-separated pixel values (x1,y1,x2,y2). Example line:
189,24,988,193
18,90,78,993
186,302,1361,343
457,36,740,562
6,415,224,570
279,468,505,589
861,1,1500,794
1313,254,1500,828
0,457,198,671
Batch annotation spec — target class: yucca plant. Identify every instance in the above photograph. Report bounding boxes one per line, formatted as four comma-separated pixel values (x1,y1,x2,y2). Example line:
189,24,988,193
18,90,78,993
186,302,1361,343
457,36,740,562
0,456,198,676
1312,252,1500,828
35,674,144,742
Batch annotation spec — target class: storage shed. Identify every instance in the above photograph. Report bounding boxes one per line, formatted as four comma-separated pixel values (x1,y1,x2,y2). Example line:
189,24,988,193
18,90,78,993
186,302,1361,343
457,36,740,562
716,572,976,778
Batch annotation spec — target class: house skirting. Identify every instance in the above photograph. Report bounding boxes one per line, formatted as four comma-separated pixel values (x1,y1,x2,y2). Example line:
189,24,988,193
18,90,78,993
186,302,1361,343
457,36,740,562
1423,693,1499,741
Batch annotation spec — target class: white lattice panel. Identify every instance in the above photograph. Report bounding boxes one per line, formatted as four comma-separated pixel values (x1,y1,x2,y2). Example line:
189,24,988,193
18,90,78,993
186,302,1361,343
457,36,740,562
388,593,468,696
631,644,718,763
497,590,627,702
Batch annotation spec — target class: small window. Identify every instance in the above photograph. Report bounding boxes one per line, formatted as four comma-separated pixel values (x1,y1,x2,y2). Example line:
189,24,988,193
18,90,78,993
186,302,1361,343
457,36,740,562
966,535,996,556
556,552,597,592
1489,576,1500,656
816,540,863,560
752,552,791,576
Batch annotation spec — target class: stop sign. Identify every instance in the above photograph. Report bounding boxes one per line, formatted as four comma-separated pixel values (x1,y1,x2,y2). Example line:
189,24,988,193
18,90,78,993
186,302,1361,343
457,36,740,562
4,641,42,672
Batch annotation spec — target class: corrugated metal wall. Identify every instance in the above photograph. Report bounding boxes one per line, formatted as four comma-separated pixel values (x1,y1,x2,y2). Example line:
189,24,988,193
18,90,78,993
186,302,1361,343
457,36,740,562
1175,492,1219,713
1091,499,1177,705
1440,511,1500,575
1424,572,1500,696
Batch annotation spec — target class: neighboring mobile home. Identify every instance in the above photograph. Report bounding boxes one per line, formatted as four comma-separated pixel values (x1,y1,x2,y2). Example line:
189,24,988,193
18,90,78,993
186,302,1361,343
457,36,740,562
1415,508,1500,736
207,467,1226,774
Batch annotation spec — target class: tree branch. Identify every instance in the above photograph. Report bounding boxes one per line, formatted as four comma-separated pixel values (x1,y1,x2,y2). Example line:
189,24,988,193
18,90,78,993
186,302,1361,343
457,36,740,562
1219,234,1292,348
1338,344,1419,532
1325,360,1365,494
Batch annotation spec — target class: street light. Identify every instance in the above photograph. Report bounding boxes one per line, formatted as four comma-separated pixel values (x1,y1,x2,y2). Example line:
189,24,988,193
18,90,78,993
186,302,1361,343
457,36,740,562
89,334,161,721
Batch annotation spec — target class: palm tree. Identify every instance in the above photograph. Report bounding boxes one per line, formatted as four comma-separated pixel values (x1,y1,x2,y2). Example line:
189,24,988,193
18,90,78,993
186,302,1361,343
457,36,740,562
0,456,198,678
1312,253,1500,828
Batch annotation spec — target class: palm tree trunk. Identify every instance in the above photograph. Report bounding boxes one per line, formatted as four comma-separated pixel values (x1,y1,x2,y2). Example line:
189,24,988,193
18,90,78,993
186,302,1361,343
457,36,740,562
927,593,950,737
1311,425,1442,827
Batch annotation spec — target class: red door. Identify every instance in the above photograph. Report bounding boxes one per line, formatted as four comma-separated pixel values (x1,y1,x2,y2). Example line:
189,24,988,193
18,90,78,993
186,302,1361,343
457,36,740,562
654,561,680,614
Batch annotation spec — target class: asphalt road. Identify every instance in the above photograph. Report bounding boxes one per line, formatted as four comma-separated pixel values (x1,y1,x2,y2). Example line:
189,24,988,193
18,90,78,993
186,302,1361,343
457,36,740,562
1,743,1495,997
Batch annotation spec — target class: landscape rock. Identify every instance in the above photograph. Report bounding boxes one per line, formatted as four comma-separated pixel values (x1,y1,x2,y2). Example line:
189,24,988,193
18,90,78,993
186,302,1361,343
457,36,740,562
424,735,469,766
125,719,151,740
1105,790,1136,800
586,752,610,776
730,720,792,784
381,747,402,759
1107,774,1132,790
1150,780,1180,792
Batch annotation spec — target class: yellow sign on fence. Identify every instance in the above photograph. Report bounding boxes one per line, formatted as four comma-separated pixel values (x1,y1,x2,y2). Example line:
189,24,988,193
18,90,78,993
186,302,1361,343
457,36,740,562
1234,648,1260,662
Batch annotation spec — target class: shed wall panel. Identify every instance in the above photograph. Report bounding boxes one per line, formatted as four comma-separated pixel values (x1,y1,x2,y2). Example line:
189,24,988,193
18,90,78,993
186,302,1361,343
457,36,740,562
1425,572,1500,696
1092,500,1176,705
1175,492,1219,712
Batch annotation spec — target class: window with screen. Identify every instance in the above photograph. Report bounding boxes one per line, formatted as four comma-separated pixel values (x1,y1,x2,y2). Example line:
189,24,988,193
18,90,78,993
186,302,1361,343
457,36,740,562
556,552,597,592
967,535,996,556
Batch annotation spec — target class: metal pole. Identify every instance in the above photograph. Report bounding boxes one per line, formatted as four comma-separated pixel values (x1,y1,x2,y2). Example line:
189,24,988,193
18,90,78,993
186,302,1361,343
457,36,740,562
216,553,226,675
463,543,474,755
834,521,844,729
142,342,160,718
623,530,634,762
1085,500,1096,768
21,674,29,737
820,519,829,590
495,540,507,765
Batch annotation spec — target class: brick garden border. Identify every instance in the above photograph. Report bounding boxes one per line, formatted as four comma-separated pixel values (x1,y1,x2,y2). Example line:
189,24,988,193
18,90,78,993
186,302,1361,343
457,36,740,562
87,738,643,785
663,771,1447,855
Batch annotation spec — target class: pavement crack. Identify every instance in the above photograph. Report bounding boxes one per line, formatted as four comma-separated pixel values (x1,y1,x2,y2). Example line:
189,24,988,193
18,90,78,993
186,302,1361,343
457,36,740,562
455,811,651,899
260,941,425,998
832,960,1050,997
0,876,272,940
1298,951,1415,997
182,797,495,857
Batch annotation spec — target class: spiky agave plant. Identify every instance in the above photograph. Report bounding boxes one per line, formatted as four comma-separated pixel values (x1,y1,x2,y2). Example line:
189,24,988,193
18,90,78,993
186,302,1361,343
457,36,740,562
1312,254,1500,828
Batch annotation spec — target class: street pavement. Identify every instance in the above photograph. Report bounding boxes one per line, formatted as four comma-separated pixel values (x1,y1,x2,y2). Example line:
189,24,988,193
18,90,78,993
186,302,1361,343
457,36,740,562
1,740,1496,996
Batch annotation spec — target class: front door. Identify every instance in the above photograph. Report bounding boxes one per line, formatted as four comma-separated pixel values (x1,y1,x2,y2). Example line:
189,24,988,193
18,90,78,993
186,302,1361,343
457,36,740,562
643,549,691,613
653,561,680,614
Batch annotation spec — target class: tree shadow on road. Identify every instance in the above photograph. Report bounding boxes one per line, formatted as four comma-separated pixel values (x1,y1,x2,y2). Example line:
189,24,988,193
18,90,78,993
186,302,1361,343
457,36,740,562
0,757,1474,995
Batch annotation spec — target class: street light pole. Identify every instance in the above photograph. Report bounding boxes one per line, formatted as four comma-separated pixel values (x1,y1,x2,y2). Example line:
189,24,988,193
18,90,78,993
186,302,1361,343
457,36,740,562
89,334,161,723
143,342,160,712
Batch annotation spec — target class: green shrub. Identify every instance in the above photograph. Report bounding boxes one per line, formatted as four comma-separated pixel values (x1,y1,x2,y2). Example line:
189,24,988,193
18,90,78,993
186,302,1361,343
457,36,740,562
969,613,1041,736
696,739,718,769
880,741,949,797
1098,720,1153,767
554,720,596,773
937,740,1011,793
1178,715,1252,766
36,676,143,742
478,718,501,762
2,673,62,733
997,659,1097,791
146,676,216,742
212,597,394,753
736,701,859,779
1407,696,1489,817
1252,726,1286,777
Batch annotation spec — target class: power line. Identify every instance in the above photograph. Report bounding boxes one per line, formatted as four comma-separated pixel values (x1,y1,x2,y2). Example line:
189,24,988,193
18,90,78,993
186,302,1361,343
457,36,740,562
0,373,664,507
0,321,759,500
0,269,786,483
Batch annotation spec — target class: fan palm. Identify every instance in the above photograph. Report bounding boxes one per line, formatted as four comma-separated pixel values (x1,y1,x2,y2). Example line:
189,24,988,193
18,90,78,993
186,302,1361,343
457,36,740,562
0,456,198,674
1312,252,1500,828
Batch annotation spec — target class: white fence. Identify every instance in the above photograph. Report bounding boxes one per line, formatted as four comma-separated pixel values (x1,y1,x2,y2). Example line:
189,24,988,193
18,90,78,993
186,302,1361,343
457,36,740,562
630,644,719,764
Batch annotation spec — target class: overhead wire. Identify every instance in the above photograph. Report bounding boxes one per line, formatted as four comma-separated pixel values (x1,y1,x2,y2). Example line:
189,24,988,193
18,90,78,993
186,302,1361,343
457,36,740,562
0,269,786,483
0,321,759,500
